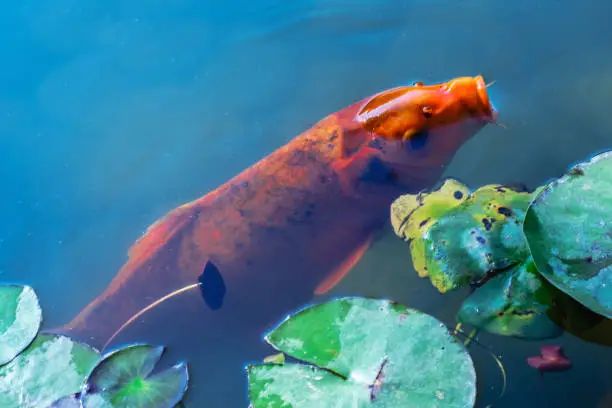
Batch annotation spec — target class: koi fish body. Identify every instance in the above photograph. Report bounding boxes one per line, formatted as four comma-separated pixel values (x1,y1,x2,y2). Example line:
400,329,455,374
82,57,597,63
56,76,496,405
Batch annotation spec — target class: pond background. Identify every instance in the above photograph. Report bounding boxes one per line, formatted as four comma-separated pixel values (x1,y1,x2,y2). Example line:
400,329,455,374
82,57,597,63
2,0,612,406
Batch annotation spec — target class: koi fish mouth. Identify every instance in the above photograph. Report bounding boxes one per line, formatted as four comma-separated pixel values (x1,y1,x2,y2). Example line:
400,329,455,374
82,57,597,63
475,75,493,116
474,75,501,126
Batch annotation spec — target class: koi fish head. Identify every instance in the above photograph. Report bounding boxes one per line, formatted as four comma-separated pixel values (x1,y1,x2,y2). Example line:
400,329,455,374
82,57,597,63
351,75,498,192
356,75,496,141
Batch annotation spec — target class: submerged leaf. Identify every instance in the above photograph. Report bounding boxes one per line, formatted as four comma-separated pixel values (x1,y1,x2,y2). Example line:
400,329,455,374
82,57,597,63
82,362,189,408
82,344,188,408
458,258,562,339
546,292,612,346
524,150,612,318
86,344,164,391
248,297,476,408
0,284,42,366
0,334,100,408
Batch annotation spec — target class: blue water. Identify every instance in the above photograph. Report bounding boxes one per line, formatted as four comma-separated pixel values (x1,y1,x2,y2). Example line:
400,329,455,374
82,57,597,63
2,1,612,407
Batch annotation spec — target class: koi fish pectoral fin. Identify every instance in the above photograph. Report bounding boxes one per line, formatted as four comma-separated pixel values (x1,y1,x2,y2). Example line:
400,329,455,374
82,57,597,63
314,236,373,295
199,260,227,310
100,259,225,350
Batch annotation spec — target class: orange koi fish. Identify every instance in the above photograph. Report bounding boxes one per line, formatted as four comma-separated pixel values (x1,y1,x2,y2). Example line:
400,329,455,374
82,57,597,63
55,75,497,404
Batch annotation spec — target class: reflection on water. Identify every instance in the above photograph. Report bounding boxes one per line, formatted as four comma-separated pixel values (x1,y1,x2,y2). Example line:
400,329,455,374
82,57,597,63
2,1,612,407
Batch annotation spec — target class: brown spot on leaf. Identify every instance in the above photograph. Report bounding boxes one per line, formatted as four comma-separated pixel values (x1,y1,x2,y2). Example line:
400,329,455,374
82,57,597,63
482,218,495,231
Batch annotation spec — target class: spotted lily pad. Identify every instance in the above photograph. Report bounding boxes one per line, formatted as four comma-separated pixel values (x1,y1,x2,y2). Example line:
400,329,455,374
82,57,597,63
457,257,563,339
247,297,476,408
392,179,532,292
0,284,42,366
392,180,564,339
0,334,100,408
524,151,612,319
391,178,470,282
80,344,189,408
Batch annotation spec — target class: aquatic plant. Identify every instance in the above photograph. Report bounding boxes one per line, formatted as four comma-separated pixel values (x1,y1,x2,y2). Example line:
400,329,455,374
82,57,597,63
391,149,612,342
247,297,477,408
0,284,189,408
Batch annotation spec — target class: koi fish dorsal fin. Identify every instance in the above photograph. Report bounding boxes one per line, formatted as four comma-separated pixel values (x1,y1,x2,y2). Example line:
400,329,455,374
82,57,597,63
358,86,411,117
126,201,198,271
314,236,373,295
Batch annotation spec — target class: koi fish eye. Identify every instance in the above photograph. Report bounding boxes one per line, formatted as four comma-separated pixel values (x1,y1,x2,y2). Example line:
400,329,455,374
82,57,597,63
413,81,424,87
421,106,433,118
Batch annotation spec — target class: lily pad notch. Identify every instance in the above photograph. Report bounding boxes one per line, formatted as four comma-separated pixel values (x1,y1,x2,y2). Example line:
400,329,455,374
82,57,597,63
247,296,477,407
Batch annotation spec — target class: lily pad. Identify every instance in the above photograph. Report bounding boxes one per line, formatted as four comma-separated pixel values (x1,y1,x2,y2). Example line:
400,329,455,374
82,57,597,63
524,151,612,318
86,344,164,391
0,334,100,408
0,284,42,366
391,180,564,339
247,297,476,408
457,257,563,339
81,344,189,408
48,395,83,408
391,178,470,282
392,179,532,292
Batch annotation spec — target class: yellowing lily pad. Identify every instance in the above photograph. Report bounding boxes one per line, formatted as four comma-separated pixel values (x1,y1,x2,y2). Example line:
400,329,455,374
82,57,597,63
248,297,476,408
0,284,42,366
524,151,612,319
0,334,100,408
392,179,564,339
391,179,470,280
392,180,532,292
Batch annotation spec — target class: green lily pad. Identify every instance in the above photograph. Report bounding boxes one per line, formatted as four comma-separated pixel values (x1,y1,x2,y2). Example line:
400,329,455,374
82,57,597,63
247,297,476,408
457,257,563,339
0,284,42,366
81,344,188,408
0,334,100,408
524,150,612,319
86,344,164,391
392,179,532,292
